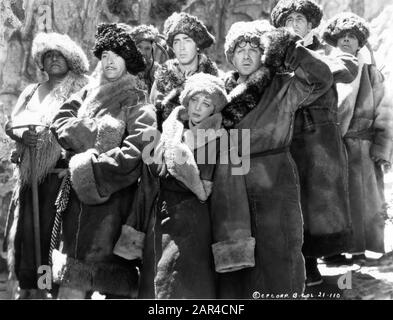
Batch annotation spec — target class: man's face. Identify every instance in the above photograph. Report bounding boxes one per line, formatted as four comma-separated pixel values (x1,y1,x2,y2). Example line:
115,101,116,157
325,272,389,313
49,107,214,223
137,40,153,63
43,50,69,76
285,12,312,38
172,33,198,65
231,42,262,77
337,32,360,56
187,93,215,124
101,50,127,81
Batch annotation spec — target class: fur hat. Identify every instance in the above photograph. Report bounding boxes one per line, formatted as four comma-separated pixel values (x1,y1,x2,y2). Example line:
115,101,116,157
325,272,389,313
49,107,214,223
32,32,89,75
321,12,370,48
180,73,228,113
93,23,146,75
164,12,215,49
271,0,323,28
130,24,160,44
224,20,274,64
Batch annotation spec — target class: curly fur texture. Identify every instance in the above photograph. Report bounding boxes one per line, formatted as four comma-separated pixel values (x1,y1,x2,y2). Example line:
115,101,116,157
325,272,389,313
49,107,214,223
93,23,146,75
179,73,228,113
222,67,274,129
321,12,370,48
130,24,160,43
154,53,219,122
271,0,323,28
261,27,301,69
164,12,215,49
225,20,274,64
32,32,89,75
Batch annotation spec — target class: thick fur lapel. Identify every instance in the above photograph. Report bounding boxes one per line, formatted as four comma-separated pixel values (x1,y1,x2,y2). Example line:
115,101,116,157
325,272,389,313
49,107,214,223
222,66,273,129
77,73,144,119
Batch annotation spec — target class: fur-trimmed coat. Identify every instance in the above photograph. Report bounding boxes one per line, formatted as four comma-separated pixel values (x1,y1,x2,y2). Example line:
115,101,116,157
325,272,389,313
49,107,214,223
339,62,392,253
115,106,225,299
212,42,333,298
49,73,157,297
290,36,358,258
3,72,89,289
149,53,219,129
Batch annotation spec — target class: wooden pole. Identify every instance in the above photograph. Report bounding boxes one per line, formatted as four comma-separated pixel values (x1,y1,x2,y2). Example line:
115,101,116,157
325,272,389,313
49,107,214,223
29,125,41,272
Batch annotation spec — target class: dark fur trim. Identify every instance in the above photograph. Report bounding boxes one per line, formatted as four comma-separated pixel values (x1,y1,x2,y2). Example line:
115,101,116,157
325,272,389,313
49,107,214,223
93,23,146,75
271,0,323,28
321,12,370,48
222,67,273,129
155,54,219,123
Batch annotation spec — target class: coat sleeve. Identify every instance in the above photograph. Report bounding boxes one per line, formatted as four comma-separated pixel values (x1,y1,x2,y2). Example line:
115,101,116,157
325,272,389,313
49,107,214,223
50,89,99,154
286,43,334,108
369,66,393,163
324,51,359,84
68,103,158,205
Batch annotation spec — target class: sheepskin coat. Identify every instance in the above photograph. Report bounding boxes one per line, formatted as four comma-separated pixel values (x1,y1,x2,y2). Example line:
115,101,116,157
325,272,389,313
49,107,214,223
212,42,333,298
50,73,157,297
116,106,222,299
290,35,358,258
339,63,392,253
149,53,219,129
4,72,89,289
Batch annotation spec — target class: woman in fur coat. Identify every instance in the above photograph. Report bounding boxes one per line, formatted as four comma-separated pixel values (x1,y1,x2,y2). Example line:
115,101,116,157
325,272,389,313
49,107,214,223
322,13,393,261
49,23,157,299
115,73,234,299
4,32,89,299
210,21,334,298
149,12,219,130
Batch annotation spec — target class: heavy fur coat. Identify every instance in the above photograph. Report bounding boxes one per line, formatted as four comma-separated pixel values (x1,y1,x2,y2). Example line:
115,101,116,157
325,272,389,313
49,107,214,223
211,40,334,298
50,73,157,297
340,62,392,253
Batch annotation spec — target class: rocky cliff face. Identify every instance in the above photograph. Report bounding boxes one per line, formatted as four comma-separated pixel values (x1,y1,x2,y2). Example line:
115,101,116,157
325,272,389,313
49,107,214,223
0,0,392,238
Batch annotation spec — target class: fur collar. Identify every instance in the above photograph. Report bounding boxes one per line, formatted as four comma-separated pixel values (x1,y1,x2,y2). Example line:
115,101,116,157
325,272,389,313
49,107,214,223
222,66,273,129
78,73,145,119
159,106,220,201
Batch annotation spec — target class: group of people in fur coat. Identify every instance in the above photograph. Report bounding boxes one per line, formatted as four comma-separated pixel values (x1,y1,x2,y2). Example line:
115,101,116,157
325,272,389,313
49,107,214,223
2,0,392,299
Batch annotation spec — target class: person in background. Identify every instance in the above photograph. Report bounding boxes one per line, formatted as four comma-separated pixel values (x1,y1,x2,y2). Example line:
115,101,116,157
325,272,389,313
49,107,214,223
4,32,89,299
322,12,393,264
271,0,357,286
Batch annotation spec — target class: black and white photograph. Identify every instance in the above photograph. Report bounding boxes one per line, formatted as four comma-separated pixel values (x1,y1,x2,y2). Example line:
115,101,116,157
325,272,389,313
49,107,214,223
0,0,392,305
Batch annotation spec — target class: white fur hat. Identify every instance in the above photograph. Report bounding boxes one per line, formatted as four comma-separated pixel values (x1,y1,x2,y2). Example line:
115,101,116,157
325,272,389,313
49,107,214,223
32,32,89,75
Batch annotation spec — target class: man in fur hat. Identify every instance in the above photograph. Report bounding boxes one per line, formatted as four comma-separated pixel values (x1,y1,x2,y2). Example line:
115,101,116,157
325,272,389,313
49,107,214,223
271,0,358,286
322,12,393,264
149,12,219,130
130,25,167,94
4,32,90,299
210,21,334,298
50,23,157,299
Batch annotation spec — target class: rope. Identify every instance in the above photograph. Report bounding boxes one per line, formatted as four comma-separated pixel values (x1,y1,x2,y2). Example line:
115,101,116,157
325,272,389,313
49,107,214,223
49,172,71,266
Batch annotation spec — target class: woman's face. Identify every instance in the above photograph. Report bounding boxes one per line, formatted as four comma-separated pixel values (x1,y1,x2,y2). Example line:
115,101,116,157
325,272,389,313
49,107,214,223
188,93,215,124
337,32,360,56
231,42,262,77
101,50,127,81
43,50,69,76
172,33,199,66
